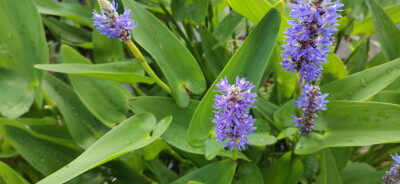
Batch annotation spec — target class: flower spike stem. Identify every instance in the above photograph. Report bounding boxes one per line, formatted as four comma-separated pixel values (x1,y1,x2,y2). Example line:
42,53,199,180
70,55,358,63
125,39,172,95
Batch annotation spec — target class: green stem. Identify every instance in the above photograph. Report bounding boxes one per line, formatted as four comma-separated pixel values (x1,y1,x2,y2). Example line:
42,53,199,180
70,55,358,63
131,85,146,96
232,148,238,161
125,40,172,95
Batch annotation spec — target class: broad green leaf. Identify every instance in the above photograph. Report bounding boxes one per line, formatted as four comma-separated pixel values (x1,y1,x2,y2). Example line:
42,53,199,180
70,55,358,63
254,97,279,124
234,164,263,184
43,74,109,149
143,139,169,161
38,113,172,184
228,0,289,44
92,3,125,64
61,45,133,126
35,62,155,85
0,161,30,184
122,0,206,108
34,0,92,27
16,117,72,140
247,120,277,146
277,127,298,140
171,160,236,184
43,17,92,44
341,163,384,184
263,152,303,184
171,0,210,23
212,10,243,43
0,119,81,175
367,52,387,68
321,54,348,84
330,147,352,171
345,39,369,74
198,28,230,80
127,96,250,161
352,4,400,35
295,101,400,154
321,58,400,101
187,9,281,147
0,0,48,118
366,0,400,61
316,148,343,184
371,91,400,105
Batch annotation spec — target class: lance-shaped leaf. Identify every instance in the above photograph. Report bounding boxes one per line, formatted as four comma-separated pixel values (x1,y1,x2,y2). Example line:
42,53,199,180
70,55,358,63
43,74,109,149
263,152,303,184
0,161,30,184
316,148,343,184
38,113,172,184
0,0,48,118
0,119,81,175
171,160,236,184
121,0,206,108
295,101,400,154
187,9,281,147
366,0,400,61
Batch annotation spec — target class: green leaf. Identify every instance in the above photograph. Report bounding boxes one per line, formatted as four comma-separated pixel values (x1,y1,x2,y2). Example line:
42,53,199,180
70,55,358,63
352,4,400,35
367,52,387,68
371,90,400,105
34,0,92,27
151,159,179,184
316,148,343,184
254,97,279,124
0,118,81,175
0,138,18,158
322,54,348,84
16,117,72,140
92,3,125,64
321,58,400,101
60,45,133,126
345,39,369,74
37,113,172,184
127,96,250,161
271,45,296,103
171,0,210,23
234,164,263,184
247,120,277,146
341,163,384,184
212,11,243,43
187,8,281,147
0,0,48,118
43,17,92,44
35,62,155,85
0,161,30,184
43,74,109,149
228,0,289,44
198,28,230,79
171,160,237,184
263,152,303,184
122,0,206,108
366,0,400,61
295,101,400,154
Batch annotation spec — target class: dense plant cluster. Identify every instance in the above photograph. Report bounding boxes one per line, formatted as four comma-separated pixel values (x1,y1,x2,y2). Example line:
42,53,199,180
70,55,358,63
1,0,400,183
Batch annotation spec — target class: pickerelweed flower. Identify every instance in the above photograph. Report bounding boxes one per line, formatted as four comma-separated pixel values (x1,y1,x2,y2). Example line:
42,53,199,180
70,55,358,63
293,84,328,134
383,153,400,184
212,77,257,151
281,0,343,83
93,0,137,40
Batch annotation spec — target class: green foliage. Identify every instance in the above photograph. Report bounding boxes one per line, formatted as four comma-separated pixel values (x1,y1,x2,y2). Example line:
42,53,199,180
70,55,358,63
1,0,400,183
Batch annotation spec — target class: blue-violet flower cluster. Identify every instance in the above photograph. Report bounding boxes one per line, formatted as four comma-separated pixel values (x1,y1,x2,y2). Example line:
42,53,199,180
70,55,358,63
212,77,257,151
293,84,328,134
93,0,137,40
383,153,400,184
281,0,343,83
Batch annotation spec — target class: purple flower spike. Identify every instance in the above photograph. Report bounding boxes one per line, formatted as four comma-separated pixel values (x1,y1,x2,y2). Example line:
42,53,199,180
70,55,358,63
292,84,328,134
281,0,343,83
212,76,257,151
383,153,400,184
93,0,137,40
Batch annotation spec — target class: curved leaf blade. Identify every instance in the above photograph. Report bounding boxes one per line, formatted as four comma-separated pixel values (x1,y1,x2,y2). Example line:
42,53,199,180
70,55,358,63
0,161,30,184
0,0,48,118
295,101,400,154
187,9,281,147
121,0,206,108
38,113,172,184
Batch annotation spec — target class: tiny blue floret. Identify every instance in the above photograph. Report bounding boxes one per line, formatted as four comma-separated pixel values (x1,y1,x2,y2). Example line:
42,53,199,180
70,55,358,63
212,77,257,151
93,0,137,40
292,84,328,134
383,153,400,184
281,0,343,83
